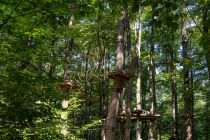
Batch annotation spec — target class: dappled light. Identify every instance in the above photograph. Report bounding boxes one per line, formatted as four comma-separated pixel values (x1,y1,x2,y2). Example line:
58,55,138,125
0,0,209,139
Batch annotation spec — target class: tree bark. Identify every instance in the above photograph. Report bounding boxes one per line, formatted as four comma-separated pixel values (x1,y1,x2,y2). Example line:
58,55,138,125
169,49,179,139
63,16,74,80
202,3,210,140
135,10,143,139
124,4,133,139
48,40,56,78
97,20,107,139
182,16,192,140
124,57,137,140
149,25,157,140
103,15,125,140
202,3,210,81
20,37,32,69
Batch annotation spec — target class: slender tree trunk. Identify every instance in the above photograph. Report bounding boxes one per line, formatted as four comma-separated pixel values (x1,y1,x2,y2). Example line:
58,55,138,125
48,63,55,78
37,63,43,76
141,67,148,139
136,67,143,138
103,13,125,140
98,23,106,140
124,4,133,139
169,49,179,139
181,16,192,140
97,17,106,114
48,39,56,78
149,25,157,140
124,57,137,140
190,70,194,139
61,16,74,137
135,11,143,139
202,3,210,81
63,16,74,80
20,37,32,69
202,3,210,140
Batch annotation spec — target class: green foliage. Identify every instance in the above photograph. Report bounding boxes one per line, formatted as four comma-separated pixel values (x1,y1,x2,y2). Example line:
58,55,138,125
0,0,209,139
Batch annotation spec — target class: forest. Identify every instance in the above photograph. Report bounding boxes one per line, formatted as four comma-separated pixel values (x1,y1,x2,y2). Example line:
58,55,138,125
0,0,209,140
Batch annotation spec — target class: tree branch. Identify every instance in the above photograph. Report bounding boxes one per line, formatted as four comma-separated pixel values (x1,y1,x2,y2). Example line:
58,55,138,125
0,2,20,31
11,9,41,19
185,6,204,35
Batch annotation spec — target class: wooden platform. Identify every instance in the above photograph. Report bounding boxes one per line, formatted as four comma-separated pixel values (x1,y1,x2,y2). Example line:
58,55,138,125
57,80,80,92
132,109,150,114
102,109,161,123
107,70,131,80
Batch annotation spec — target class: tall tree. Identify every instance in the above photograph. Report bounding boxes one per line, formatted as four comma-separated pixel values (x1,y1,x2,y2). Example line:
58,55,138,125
61,11,75,136
201,2,210,139
135,6,143,140
149,7,157,139
181,7,193,140
103,7,126,140
169,46,179,140
124,2,135,139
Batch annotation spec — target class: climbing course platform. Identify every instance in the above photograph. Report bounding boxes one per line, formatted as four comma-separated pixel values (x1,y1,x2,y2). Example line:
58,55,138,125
102,109,161,123
57,80,80,92
107,70,131,80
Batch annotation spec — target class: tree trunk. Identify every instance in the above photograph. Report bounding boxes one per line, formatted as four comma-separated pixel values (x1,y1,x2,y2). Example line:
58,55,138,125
98,32,106,140
36,63,43,76
63,16,74,80
190,70,194,139
63,37,73,80
103,15,125,140
182,17,192,140
20,37,32,69
124,4,133,139
124,57,137,140
169,49,179,139
202,3,210,140
202,3,210,81
61,16,74,137
48,63,55,78
135,10,143,139
149,25,157,140
136,67,143,139
48,40,56,78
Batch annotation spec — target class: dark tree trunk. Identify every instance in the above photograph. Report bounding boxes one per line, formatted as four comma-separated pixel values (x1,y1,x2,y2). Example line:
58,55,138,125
190,70,194,139
63,16,74,80
21,37,32,69
202,3,210,139
202,3,210,80
37,63,43,76
48,63,55,78
48,40,56,78
63,37,73,80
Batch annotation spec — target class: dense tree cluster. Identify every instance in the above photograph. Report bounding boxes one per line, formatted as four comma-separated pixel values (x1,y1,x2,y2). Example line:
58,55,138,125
0,0,209,139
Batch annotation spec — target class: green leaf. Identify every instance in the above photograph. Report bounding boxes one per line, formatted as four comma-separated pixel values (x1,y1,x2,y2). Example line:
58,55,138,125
170,21,178,31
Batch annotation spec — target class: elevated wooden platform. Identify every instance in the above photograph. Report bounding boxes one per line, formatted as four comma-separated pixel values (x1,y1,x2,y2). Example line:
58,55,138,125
132,109,150,114
102,109,161,123
107,70,131,80
57,80,80,92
